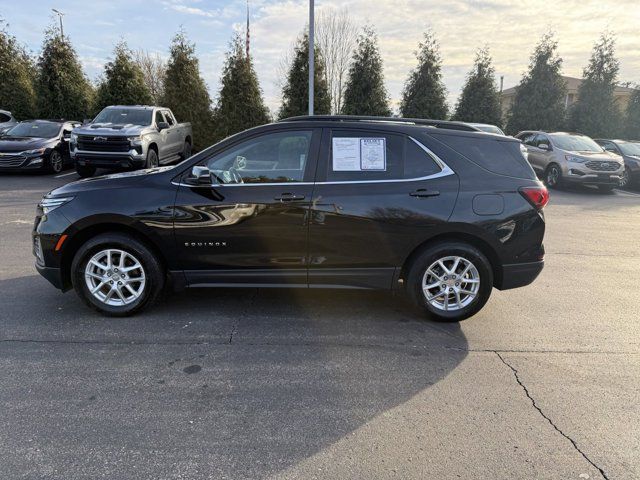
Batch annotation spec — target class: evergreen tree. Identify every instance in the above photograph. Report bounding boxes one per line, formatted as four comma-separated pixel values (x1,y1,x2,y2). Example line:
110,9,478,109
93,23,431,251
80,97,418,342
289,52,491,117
341,26,391,116
624,87,640,140
506,33,566,135
278,33,331,119
0,20,37,119
36,24,93,120
452,47,502,126
569,33,621,137
213,34,270,141
161,31,215,151
94,42,152,112
400,30,447,119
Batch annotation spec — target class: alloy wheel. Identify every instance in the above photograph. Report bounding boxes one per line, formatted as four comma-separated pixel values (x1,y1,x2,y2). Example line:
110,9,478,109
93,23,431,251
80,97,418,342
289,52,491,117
546,166,559,187
50,151,63,173
620,168,629,188
84,249,146,306
421,256,480,312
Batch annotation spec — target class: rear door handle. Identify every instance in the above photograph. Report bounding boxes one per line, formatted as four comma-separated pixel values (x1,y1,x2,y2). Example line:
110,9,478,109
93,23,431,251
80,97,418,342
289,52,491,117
410,189,440,198
275,193,306,202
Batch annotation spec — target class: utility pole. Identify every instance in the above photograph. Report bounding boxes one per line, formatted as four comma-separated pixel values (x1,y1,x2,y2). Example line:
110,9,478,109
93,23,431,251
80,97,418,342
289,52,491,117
308,0,314,116
52,9,65,39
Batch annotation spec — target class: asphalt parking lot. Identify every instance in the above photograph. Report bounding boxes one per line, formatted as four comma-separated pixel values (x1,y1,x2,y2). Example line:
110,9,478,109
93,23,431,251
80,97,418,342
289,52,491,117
1,171,639,480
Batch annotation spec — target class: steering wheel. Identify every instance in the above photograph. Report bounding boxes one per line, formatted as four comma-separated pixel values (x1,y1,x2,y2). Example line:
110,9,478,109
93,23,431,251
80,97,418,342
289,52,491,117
228,167,244,184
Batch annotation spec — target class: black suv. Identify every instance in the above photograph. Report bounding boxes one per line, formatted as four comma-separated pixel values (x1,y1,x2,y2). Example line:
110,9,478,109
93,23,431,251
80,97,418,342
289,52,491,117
33,116,547,321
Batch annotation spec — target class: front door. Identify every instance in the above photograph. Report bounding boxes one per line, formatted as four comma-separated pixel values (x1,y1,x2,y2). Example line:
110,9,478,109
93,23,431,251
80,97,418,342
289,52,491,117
173,128,320,286
307,128,459,289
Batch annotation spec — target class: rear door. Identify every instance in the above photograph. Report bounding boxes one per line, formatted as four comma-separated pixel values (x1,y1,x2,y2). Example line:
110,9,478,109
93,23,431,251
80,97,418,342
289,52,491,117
307,128,459,289
163,110,182,156
173,128,320,286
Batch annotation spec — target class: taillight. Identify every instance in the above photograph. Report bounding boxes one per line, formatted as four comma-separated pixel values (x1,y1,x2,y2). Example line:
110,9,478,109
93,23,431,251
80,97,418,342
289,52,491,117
519,185,549,210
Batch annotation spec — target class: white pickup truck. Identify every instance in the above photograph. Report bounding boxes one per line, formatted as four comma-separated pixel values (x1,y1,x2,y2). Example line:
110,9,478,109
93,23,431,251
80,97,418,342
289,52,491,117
70,105,193,177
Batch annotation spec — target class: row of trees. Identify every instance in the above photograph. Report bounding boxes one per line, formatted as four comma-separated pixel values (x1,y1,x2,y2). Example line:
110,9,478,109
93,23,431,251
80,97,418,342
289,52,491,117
1,16,639,150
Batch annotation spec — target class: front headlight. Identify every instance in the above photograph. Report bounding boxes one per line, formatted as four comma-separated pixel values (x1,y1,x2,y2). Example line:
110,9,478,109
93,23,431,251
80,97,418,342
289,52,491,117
565,155,587,163
40,196,74,214
127,136,143,146
23,147,46,156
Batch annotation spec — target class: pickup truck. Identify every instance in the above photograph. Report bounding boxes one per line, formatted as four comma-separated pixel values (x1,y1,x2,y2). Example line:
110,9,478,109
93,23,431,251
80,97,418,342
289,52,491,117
70,105,192,177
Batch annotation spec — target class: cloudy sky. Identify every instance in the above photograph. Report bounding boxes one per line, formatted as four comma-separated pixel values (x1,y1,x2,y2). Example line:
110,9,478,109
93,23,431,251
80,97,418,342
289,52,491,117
1,0,639,115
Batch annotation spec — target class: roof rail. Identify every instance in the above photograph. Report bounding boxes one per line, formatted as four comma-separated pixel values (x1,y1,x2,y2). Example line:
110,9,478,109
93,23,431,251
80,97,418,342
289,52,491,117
280,115,482,132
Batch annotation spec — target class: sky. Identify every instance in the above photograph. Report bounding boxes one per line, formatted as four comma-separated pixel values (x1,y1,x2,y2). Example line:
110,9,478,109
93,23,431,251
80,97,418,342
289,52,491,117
1,0,639,116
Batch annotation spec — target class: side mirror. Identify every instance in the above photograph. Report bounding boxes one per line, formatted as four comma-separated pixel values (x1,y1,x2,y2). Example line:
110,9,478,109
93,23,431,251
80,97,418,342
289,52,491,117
538,143,551,151
187,165,212,185
157,121,170,131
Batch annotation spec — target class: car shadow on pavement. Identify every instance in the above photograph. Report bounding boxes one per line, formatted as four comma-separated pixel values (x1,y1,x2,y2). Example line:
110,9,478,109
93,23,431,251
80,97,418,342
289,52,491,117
0,275,469,479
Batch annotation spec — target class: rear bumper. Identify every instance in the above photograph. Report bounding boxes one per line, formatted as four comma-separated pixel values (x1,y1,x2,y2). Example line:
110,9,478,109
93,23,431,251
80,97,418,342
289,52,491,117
496,260,544,290
36,263,65,290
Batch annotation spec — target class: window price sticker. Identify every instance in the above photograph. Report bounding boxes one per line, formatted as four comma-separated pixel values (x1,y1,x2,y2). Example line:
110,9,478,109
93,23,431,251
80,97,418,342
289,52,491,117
332,137,386,171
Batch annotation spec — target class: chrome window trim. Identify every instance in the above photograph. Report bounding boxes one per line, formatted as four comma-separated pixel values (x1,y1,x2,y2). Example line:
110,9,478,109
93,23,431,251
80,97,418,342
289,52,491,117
173,135,455,188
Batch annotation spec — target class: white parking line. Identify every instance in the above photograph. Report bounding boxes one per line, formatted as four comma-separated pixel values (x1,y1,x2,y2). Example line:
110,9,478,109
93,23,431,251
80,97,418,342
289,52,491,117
54,171,78,178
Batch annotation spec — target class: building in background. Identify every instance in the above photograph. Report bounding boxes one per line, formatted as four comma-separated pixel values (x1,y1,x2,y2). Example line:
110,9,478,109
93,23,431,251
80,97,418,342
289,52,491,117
499,75,636,120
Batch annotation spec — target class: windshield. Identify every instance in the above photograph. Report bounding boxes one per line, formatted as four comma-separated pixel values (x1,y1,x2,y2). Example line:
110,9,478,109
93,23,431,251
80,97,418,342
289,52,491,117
618,142,640,157
93,108,153,126
5,122,61,138
550,134,603,152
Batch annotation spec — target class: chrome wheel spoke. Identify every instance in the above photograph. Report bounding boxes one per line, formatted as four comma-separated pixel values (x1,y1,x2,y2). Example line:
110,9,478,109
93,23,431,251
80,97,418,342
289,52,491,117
422,255,480,312
84,248,145,307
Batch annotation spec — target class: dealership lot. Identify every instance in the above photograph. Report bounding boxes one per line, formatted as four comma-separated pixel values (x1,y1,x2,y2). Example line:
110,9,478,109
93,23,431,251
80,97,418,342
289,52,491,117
1,173,639,479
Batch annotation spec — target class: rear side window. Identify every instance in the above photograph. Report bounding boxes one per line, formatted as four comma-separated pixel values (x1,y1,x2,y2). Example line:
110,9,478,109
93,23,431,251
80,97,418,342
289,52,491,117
327,130,441,182
436,134,536,179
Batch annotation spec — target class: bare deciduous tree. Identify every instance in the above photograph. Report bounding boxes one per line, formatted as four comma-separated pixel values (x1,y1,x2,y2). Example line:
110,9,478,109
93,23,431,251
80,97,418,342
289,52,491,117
316,8,357,114
133,49,166,105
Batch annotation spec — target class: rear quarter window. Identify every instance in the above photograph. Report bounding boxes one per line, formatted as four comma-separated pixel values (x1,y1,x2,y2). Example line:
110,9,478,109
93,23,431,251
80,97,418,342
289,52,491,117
435,134,536,179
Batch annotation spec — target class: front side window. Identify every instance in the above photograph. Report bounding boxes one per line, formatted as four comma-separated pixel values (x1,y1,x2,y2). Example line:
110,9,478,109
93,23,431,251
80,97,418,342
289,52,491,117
0,113,11,123
155,111,165,126
518,133,536,146
534,134,550,148
204,131,312,184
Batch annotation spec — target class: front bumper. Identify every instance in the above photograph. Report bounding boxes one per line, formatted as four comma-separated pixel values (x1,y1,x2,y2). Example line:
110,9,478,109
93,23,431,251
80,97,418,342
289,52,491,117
0,154,47,171
36,263,65,290
564,170,622,185
72,149,145,169
496,260,544,290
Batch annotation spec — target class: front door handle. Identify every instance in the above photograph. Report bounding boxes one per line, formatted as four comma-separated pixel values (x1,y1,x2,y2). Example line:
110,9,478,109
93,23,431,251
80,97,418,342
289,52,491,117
410,189,440,198
275,193,306,202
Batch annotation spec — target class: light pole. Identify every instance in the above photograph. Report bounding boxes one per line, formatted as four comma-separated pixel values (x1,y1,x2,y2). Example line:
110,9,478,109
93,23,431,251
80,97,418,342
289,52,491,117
308,0,314,116
52,9,65,39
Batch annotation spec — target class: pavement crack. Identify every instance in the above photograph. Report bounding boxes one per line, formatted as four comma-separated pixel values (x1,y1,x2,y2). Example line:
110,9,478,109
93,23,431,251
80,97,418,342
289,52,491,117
229,288,259,344
495,352,609,480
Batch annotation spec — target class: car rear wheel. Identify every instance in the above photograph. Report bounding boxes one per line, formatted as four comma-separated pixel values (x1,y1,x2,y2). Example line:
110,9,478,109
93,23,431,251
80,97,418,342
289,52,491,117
406,242,493,322
544,164,562,189
145,149,159,168
71,233,164,316
76,165,96,178
48,150,64,174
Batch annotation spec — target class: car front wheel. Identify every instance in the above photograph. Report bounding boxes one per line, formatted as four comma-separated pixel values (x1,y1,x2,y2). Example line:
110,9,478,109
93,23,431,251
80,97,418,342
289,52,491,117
71,233,164,316
544,164,562,189
145,149,159,168
181,141,192,160
48,150,64,174
407,242,493,322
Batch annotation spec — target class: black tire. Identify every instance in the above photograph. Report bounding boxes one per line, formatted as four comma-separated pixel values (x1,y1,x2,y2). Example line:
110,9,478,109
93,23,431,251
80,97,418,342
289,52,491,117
145,148,159,169
619,167,630,190
181,141,192,160
597,184,616,193
71,233,164,316
544,164,562,189
76,164,96,178
48,150,64,174
406,242,493,322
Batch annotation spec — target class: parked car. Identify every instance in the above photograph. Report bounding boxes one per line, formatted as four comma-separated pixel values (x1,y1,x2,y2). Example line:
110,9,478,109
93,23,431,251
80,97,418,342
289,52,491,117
70,105,193,178
516,131,624,191
594,138,640,189
0,109,18,135
33,115,547,321
468,123,506,135
0,120,80,173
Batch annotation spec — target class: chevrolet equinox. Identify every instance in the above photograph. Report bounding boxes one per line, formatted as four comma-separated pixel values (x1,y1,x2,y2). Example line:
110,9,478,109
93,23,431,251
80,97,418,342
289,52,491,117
34,116,547,322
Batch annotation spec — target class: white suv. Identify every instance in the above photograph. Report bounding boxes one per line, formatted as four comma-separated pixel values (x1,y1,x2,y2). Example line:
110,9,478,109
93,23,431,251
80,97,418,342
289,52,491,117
517,131,623,192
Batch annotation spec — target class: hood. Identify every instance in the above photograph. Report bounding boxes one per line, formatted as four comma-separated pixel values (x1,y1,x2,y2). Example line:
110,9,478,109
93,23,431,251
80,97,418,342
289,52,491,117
0,137,55,152
75,123,149,136
48,166,175,196
567,150,623,164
